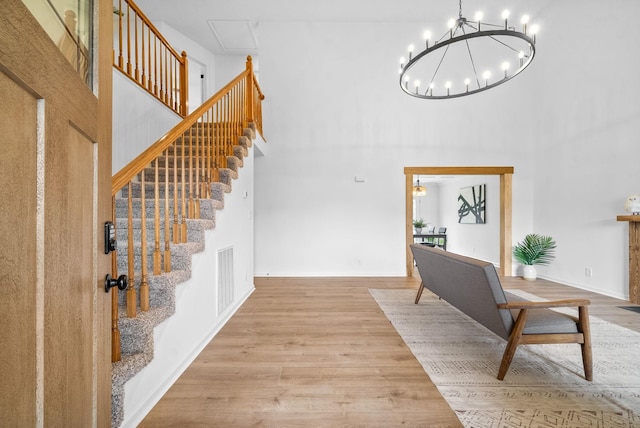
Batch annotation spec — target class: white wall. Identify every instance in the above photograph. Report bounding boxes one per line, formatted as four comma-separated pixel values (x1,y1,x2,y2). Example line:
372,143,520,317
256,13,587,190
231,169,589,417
155,22,218,105
254,19,536,277
214,55,256,92
526,0,640,299
253,1,640,299
112,71,182,173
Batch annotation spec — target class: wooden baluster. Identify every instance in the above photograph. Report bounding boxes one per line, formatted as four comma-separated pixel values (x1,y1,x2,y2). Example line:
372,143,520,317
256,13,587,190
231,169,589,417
233,84,238,152
230,85,235,149
126,2,132,76
180,52,188,116
236,83,241,149
140,18,146,86
181,127,188,241
194,120,201,220
214,101,221,182
173,140,180,244
203,110,210,200
167,57,172,110
117,0,124,68
207,107,214,198
246,56,254,126
147,27,152,91
153,36,158,96
163,46,171,103
111,196,121,362
224,93,230,168
173,58,178,112
134,13,139,81
153,160,161,275
139,172,150,312
163,148,171,272
158,47,167,104
126,182,136,318
236,81,241,138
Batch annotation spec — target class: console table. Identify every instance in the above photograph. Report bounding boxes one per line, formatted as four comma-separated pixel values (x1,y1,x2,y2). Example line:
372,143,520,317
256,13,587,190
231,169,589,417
617,215,640,304
414,233,447,251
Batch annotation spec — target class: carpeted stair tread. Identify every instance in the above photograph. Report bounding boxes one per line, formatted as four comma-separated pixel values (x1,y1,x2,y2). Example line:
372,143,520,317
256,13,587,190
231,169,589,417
115,197,221,221
118,177,233,200
116,268,192,308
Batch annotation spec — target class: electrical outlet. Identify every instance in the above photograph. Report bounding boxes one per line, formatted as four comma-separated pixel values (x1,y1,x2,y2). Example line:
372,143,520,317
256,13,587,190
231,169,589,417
585,267,592,277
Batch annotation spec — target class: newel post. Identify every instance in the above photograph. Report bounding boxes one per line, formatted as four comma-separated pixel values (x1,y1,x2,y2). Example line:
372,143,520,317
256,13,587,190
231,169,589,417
245,55,254,127
617,215,640,304
180,51,189,116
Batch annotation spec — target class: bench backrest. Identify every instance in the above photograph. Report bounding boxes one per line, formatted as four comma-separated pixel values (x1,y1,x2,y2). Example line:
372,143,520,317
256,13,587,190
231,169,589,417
411,244,514,340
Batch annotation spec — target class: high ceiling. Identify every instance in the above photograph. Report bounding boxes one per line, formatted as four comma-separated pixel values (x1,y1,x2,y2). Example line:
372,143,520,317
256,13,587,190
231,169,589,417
134,0,522,55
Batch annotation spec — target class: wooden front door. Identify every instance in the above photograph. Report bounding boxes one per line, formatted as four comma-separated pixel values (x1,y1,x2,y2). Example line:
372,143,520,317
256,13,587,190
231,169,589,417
0,1,112,425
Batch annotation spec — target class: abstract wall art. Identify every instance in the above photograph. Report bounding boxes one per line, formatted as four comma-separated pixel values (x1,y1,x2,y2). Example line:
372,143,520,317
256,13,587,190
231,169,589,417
458,184,486,224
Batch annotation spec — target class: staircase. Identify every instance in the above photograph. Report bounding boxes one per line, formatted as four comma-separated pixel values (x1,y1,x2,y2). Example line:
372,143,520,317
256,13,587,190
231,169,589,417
109,123,257,427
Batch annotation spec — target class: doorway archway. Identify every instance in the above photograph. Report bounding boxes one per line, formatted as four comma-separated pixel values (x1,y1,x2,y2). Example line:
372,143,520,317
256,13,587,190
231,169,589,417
404,166,514,277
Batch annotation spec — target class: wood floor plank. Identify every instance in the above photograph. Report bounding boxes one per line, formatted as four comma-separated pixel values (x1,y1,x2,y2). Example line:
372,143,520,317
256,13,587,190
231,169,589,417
141,274,640,427
141,276,463,427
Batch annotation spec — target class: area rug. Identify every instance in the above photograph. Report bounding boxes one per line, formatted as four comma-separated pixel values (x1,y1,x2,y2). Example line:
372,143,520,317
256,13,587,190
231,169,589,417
370,288,640,428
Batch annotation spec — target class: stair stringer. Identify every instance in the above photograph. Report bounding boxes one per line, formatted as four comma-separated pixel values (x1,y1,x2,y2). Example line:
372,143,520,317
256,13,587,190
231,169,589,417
114,128,258,428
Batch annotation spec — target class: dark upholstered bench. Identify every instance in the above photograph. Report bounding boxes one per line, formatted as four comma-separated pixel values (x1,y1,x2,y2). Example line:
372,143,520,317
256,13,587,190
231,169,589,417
410,244,592,381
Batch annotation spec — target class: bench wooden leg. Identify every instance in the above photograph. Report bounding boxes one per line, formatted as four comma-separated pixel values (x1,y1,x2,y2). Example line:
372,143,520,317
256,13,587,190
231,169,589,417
579,305,593,381
498,309,529,380
414,282,424,304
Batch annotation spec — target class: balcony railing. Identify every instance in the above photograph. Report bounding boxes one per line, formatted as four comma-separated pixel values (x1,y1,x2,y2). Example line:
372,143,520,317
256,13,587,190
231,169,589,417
113,0,188,116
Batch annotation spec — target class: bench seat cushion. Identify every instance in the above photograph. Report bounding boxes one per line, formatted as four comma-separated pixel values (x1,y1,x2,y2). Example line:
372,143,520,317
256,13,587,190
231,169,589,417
504,291,579,335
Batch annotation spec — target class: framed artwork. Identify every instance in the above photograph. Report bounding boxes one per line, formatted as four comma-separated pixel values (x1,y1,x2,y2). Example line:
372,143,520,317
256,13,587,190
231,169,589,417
458,184,486,224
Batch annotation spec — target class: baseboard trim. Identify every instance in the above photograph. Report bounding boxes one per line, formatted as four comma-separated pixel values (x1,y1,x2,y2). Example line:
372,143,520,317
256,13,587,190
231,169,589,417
120,285,255,428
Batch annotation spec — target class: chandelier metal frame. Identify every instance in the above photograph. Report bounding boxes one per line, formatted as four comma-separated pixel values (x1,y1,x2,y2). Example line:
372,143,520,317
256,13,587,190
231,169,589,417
399,2,537,100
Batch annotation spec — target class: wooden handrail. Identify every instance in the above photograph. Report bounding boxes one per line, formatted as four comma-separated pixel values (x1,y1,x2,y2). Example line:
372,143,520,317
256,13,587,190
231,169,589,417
110,56,264,362
112,70,249,194
113,0,188,116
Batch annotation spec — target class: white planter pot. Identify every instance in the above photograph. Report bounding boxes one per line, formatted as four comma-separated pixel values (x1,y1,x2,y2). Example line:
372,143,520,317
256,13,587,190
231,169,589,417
523,265,537,281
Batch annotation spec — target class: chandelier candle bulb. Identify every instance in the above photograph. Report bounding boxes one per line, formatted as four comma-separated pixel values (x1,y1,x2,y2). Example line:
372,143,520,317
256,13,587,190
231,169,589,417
502,9,510,29
502,62,510,78
530,24,539,43
475,11,483,30
423,30,431,48
521,15,530,34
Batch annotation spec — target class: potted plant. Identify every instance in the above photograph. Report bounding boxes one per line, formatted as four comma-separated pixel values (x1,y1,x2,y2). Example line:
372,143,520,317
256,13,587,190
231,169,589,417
512,233,556,281
413,218,426,234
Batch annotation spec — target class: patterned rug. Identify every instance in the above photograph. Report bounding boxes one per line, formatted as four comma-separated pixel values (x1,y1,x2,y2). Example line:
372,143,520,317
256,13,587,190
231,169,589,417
370,288,640,428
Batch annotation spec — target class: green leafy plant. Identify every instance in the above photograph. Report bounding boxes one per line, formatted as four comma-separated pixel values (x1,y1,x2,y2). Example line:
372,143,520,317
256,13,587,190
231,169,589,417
413,218,426,228
513,234,556,266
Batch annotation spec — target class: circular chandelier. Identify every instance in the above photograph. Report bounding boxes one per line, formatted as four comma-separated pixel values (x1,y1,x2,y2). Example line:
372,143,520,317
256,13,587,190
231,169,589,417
398,0,538,99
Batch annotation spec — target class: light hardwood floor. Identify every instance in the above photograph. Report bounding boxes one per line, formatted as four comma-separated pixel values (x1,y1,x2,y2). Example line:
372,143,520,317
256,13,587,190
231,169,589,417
140,275,640,427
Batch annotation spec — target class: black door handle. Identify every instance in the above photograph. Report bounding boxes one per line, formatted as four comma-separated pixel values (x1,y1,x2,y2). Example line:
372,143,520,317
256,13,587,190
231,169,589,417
104,274,128,293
